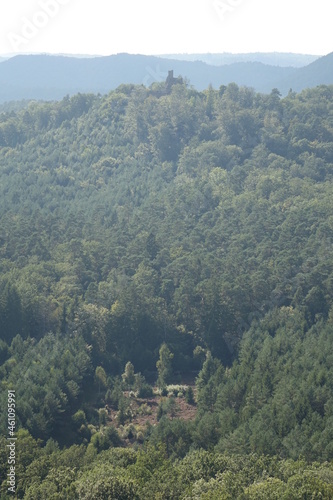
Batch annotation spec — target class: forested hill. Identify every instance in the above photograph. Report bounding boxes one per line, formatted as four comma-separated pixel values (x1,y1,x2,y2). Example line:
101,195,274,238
0,51,332,102
0,81,333,497
274,51,333,94
0,53,294,102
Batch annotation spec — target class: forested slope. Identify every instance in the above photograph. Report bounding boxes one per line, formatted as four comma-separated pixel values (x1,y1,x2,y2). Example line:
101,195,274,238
0,80,333,497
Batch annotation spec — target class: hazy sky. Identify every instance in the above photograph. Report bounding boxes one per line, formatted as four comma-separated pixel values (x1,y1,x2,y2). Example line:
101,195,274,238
0,0,331,56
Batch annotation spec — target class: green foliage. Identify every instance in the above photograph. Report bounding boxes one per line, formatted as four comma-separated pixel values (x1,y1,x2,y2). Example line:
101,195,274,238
117,396,129,426
1,83,333,377
105,377,123,409
185,386,195,405
156,397,179,422
72,410,87,428
2,431,333,498
90,425,121,452
122,361,135,388
77,475,139,500
156,343,174,388
95,366,107,395
1,82,333,494
209,311,333,461
0,333,92,443
196,352,224,412
133,372,153,398
136,383,154,399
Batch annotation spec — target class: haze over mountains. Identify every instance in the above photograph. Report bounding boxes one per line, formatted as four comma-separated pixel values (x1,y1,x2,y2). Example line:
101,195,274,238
0,51,331,103
160,52,319,67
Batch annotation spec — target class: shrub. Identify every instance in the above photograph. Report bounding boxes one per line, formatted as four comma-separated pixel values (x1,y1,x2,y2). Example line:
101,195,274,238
185,386,195,405
137,383,154,398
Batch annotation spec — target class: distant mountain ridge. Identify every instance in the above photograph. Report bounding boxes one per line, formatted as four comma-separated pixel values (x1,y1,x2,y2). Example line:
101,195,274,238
0,52,331,103
274,52,333,94
0,52,320,67
159,52,320,67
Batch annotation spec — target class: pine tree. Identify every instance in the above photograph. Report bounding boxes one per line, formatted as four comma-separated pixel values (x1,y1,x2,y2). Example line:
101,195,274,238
156,343,174,388
122,361,135,389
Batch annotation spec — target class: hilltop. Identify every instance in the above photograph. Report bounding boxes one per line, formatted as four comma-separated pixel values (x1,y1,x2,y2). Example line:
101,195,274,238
0,51,332,103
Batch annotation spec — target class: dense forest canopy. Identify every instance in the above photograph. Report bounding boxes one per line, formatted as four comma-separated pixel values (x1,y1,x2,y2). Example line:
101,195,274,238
1,79,333,497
